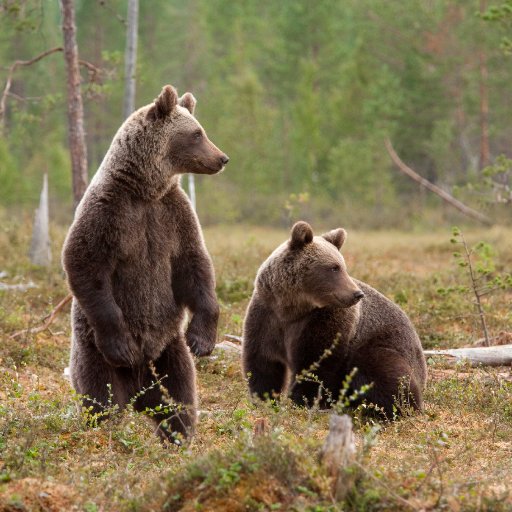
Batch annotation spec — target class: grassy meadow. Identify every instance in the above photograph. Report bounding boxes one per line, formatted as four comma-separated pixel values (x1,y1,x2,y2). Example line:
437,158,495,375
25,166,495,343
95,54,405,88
0,215,511,511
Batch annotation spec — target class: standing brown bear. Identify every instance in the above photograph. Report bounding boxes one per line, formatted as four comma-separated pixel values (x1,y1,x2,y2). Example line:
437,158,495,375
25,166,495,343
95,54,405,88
62,85,229,442
242,222,427,417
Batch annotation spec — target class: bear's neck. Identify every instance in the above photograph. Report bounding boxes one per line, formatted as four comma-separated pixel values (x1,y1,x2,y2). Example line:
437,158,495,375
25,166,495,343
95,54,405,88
269,290,361,339
100,151,181,201
278,297,321,323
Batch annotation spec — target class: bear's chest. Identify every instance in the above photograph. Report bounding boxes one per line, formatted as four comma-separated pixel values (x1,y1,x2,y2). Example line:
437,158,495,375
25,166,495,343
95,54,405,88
118,202,178,264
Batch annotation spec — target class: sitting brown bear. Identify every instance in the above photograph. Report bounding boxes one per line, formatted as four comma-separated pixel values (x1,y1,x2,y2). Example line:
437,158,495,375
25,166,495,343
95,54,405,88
62,85,229,442
242,221,427,417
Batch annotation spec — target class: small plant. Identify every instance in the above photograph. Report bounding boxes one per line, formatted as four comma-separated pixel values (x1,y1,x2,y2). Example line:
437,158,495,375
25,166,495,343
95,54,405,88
294,335,374,417
438,227,512,345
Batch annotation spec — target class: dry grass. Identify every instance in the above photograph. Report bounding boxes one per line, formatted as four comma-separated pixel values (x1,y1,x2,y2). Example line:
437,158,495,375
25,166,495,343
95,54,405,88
0,214,511,511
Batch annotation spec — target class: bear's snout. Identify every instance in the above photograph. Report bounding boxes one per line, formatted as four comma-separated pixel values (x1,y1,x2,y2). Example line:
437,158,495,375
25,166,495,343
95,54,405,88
353,290,364,303
219,154,230,166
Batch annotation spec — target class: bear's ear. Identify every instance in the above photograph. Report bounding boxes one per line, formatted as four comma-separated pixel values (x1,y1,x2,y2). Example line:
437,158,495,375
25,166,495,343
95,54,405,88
179,92,197,115
147,85,178,120
321,228,347,250
290,221,314,250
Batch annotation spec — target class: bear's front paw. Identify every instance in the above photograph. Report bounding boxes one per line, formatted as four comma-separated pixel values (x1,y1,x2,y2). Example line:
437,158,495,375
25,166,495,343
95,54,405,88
289,381,322,408
186,331,216,357
185,314,217,357
96,330,143,368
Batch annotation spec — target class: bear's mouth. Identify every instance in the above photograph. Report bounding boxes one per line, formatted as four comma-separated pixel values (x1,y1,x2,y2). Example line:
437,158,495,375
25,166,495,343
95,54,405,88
333,294,362,308
197,161,224,174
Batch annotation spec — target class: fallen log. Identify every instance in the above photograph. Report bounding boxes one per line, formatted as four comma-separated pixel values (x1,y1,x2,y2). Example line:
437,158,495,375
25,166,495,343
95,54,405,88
0,281,37,291
424,344,512,367
213,340,241,354
224,334,242,343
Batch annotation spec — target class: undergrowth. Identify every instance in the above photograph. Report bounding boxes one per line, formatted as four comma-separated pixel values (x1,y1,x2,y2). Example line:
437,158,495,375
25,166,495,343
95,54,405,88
0,216,511,511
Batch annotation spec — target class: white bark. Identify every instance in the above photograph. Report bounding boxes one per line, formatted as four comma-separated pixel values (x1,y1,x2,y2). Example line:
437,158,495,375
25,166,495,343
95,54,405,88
123,0,139,119
29,174,51,267
188,174,196,211
424,345,512,367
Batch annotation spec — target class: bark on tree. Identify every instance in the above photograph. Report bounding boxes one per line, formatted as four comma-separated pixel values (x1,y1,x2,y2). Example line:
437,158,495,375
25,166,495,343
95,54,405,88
479,0,490,170
60,0,88,208
123,0,139,120
385,139,492,225
479,50,490,169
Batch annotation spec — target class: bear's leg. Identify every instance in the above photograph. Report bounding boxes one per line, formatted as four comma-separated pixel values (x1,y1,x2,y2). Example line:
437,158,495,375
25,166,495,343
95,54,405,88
288,379,323,407
350,348,423,419
243,300,287,400
245,356,287,401
70,335,134,421
134,335,197,444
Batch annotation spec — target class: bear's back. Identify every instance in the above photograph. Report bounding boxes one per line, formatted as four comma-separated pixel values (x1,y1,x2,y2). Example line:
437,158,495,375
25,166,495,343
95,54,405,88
350,281,427,387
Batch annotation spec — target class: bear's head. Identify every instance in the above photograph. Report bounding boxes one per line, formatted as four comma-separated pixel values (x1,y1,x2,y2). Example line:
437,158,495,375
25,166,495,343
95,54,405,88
145,85,229,175
105,85,229,199
257,221,364,317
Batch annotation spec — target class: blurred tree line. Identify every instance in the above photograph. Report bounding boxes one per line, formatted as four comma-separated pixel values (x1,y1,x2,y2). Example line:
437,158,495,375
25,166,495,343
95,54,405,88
0,0,510,227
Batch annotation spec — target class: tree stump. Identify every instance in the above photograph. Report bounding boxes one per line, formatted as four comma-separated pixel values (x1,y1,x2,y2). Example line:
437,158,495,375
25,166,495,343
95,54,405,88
320,414,357,501
29,174,51,267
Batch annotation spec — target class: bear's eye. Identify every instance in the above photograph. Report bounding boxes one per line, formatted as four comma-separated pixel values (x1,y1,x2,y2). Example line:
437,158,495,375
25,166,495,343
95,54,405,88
193,130,202,140
331,264,341,272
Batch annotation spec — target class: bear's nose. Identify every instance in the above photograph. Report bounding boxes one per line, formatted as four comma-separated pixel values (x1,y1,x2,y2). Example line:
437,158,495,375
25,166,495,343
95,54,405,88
220,154,230,165
353,291,364,302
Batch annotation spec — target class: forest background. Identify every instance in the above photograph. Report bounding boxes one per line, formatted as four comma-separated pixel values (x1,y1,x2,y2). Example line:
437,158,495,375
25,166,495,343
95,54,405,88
1,0,511,229
1,2,512,510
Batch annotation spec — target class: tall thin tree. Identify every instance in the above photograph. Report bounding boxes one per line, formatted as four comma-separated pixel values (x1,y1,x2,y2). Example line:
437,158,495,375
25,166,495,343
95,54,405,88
123,0,139,119
61,0,88,208
479,0,490,170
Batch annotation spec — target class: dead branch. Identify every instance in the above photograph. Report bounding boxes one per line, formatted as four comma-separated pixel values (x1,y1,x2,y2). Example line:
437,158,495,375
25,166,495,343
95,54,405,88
10,293,72,340
385,138,492,225
0,47,102,129
78,59,102,81
0,47,63,124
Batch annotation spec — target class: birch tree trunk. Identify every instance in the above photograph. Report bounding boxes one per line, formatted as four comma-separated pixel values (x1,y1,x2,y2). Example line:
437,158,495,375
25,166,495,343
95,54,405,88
60,0,88,208
123,0,139,120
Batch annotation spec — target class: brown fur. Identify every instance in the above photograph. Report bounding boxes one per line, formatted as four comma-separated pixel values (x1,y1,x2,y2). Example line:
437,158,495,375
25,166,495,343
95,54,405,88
242,222,427,418
62,85,229,442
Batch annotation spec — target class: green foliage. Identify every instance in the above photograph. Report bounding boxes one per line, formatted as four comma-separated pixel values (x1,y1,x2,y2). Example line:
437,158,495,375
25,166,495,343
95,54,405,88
0,0,510,226
482,0,512,54
438,226,512,343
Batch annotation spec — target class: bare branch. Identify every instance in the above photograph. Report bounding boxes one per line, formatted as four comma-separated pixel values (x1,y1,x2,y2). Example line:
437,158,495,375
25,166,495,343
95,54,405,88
0,47,63,127
0,47,102,130
385,139,493,226
10,293,72,340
